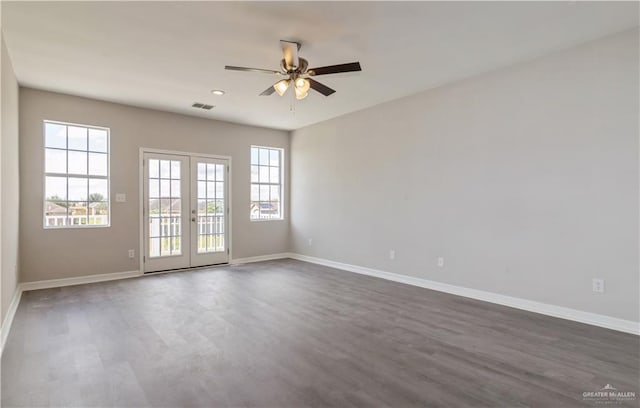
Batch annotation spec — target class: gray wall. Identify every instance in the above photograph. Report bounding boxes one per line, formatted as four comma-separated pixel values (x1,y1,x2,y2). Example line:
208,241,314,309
19,89,289,283
290,29,639,322
1,35,20,322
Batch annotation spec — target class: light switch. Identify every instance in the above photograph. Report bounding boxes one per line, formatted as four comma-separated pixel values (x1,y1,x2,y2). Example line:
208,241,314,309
115,193,126,203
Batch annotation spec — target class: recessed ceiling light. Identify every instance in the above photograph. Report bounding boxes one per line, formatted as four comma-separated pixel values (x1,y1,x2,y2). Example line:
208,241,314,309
211,89,225,96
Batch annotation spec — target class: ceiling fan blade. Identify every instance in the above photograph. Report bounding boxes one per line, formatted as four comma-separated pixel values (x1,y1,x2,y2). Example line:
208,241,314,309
259,85,277,96
281,40,300,70
308,62,361,76
308,78,336,96
225,66,282,75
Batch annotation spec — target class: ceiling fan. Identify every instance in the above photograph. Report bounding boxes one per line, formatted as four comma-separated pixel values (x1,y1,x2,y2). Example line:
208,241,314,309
225,40,362,100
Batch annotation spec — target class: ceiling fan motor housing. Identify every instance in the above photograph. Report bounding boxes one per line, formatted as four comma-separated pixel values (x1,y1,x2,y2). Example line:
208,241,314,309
281,58,309,74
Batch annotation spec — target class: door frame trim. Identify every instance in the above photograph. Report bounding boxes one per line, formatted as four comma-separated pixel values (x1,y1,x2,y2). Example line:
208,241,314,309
138,147,233,273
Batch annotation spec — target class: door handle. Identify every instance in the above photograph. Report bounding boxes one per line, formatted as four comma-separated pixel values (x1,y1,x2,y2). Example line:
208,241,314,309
191,217,196,222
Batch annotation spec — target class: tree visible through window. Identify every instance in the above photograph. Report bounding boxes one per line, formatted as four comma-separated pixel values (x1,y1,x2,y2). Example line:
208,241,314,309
43,121,110,228
250,146,283,220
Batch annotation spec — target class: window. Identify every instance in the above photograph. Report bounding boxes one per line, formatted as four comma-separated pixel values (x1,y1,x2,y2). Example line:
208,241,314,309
250,146,283,220
43,121,110,228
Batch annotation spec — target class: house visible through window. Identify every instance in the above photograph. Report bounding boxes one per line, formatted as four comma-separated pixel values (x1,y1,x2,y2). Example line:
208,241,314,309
44,121,110,228
250,146,283,220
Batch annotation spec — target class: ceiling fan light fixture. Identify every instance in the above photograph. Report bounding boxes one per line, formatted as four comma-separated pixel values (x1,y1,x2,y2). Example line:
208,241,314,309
295,87,309,100
274,79,290,96
294,77,310,93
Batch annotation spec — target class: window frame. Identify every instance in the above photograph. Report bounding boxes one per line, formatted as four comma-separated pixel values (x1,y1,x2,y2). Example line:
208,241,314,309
42,119,111,229
250,145,284,222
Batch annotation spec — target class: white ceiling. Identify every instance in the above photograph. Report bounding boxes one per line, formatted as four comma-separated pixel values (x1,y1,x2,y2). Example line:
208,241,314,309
2,1,638,130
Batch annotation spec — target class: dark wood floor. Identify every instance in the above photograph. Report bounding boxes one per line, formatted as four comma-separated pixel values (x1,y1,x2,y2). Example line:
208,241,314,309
2,259,638,407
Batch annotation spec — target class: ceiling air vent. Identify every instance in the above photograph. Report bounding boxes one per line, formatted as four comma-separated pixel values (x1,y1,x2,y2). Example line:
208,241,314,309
191,103,214,110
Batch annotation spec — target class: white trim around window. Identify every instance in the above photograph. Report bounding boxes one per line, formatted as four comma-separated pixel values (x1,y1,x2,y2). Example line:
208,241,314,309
250,145,284,221
42,120,111,229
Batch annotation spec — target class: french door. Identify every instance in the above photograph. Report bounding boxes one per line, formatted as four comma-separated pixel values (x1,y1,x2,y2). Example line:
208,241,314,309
143,152,229,272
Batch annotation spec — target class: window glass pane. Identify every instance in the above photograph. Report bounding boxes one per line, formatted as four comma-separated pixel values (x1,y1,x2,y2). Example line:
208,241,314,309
149,199,159,214
259,166,269,183
197,163,206,180
160,199,171,213
45,123,66,148
160,160,170,178
45,149,67,174
270,167,279,183
215,200,224,215
260,185,270,201
149,180,160,198
259,148,269,165
215,182,224,199
149,159,159,178
88,153,107,176
90,202,109,225
171,180,181,197
206,200,217,214
251,202,259,218
269,149,280,166
46,176,67,201
68,126,87,150
251,166,259,183
68,151,88,175
160,179,171,197
207,164,215,180
171,161,181,179
251,184,259,201
207,181,215,198
170,198,181,213
89,179,108,201
216,164,224,181
251,147,259,165
69,202,88,224
45,199,67,220
270,185,280,202
271,201,281,217
88,129,108,152
68,178,88,201
197,199,206,215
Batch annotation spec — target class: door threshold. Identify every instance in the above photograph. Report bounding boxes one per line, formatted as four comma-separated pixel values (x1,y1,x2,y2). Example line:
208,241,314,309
144,262,230,275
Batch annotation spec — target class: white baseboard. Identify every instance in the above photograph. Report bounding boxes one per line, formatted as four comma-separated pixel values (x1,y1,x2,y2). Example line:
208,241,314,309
1,286,23,356
231,253,290,265
20,270,141,292
288,253,640,336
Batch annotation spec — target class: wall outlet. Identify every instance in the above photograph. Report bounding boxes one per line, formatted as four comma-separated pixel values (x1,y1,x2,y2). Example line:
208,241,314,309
308,238,313,246
437,257,445,267
592,278,605,293
128,249,135,259
389,250,395,260
115,193,126,203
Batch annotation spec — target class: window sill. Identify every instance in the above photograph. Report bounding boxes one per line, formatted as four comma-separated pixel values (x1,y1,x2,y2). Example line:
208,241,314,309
250,218,285,223
44,224,111,230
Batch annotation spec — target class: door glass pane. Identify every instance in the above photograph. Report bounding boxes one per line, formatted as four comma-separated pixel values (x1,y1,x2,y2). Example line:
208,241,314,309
197,161,225,254
149,159,182,258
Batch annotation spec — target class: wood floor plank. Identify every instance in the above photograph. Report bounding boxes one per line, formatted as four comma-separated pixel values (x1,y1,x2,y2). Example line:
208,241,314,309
2,259,638,407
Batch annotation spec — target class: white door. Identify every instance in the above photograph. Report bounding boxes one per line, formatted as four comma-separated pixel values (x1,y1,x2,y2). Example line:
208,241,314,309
143,153,229,272
190,156,229,266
